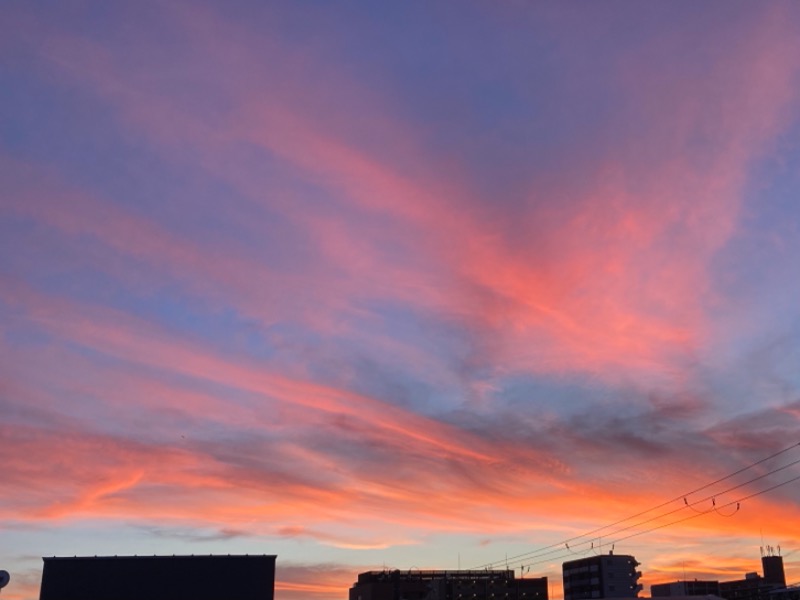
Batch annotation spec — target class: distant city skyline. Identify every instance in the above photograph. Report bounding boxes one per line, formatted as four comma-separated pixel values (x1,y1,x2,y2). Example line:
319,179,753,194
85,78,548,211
15,547,798,600
2,2,800,600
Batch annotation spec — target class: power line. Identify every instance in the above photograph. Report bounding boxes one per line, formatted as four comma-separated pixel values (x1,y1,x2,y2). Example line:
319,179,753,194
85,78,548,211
597,471,800,553
499,470,800,572
472,441,800,570
475,441,800,569
554,455,800,552
499,456,800,570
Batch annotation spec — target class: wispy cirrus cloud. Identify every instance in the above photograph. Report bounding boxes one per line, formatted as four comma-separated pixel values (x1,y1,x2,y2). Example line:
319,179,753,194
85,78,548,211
10,0,796,391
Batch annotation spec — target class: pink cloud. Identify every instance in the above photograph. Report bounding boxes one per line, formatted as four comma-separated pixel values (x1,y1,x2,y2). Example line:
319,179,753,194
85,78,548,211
4,0,799,401
0,283,575,525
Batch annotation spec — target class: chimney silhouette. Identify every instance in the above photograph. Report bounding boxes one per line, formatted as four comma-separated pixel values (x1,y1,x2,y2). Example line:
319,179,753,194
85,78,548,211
761,555,786,587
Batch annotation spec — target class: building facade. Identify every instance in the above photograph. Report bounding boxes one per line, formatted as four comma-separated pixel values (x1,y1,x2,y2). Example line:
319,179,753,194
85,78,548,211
562,553,642,600
349,570,548,600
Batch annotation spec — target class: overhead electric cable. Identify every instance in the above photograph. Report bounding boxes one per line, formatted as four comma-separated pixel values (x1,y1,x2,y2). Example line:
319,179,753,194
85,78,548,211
471,441,800,570
494,470,800,572
494,460,800,571
564,456,800,545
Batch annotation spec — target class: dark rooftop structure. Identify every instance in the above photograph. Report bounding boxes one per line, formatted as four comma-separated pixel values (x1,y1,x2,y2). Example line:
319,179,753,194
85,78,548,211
39,555,276,600
651,580,721,597
350,569,548,600
652,552,789,600
718,554,787,600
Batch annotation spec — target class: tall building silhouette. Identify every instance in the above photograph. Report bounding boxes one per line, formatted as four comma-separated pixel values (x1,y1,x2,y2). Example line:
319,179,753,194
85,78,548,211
761,555,786,587
562,553,642,600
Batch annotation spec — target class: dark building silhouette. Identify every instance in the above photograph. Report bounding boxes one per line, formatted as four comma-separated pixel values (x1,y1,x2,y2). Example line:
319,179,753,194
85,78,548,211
653,553,788,600
765,586,800,600
650,548,800,600
39,555,276,600
349,569,548,600
651,580,721,597
718,554,787,600
761,556,786,587
719,572,770,600
562,553,642,600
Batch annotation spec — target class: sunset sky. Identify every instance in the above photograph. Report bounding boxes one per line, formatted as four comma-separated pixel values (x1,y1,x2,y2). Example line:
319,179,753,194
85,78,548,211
2,2,800,600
